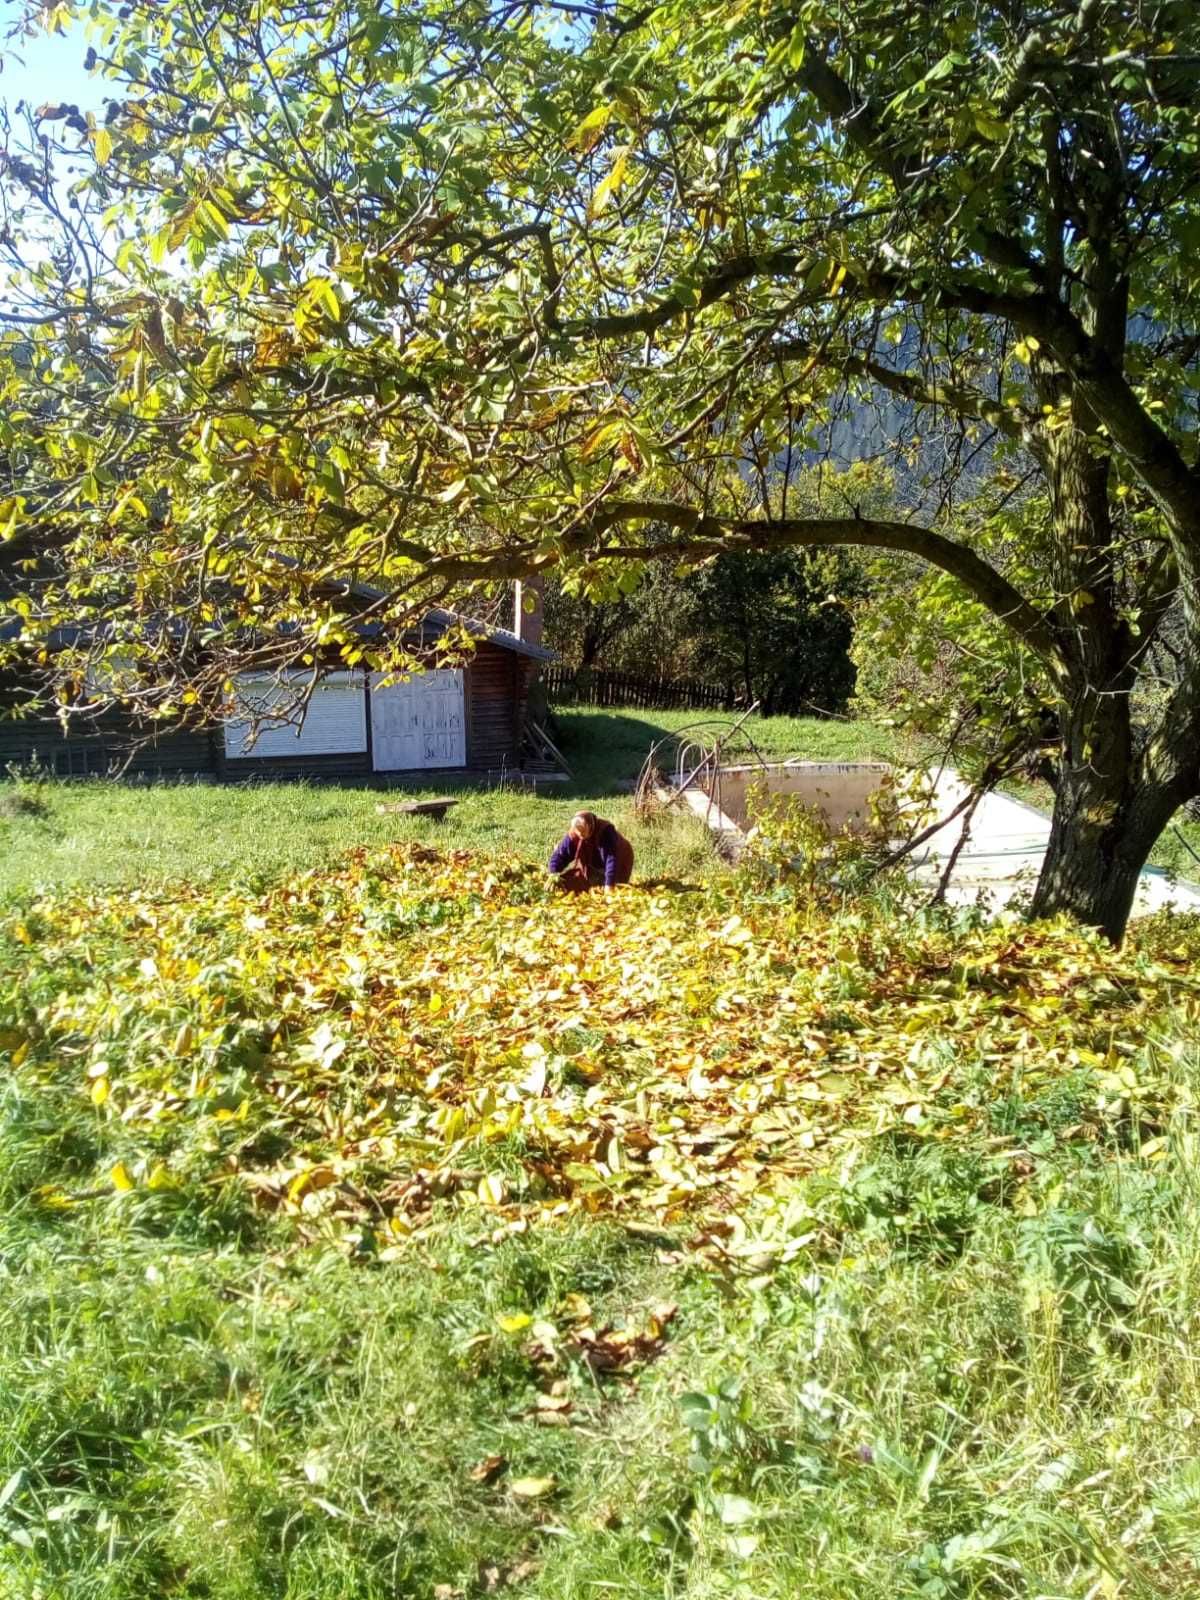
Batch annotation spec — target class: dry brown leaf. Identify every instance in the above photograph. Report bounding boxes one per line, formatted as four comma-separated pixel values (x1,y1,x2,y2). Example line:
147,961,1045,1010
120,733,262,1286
468,1454,507,1484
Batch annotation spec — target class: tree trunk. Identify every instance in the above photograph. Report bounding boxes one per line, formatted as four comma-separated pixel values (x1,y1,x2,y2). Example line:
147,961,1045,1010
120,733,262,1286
1029,760,1180,943
1027,416,1151,942
1031,598,1200,941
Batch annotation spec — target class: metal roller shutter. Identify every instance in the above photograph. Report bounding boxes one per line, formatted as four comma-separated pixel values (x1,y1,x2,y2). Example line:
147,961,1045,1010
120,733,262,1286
225,672,367,758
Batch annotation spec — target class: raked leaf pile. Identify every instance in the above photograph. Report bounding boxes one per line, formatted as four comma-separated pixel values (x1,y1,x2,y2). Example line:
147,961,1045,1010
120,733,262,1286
2,845,1197,1254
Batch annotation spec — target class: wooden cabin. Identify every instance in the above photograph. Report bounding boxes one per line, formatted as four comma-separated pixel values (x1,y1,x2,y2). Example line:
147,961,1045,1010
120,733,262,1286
0,592,556,784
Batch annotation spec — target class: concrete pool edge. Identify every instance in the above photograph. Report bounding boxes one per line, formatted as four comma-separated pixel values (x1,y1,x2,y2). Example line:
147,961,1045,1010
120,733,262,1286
661,759,1200,918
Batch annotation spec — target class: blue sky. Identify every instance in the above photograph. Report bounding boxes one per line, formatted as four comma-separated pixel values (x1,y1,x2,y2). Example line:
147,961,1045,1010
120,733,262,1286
1,13,102,114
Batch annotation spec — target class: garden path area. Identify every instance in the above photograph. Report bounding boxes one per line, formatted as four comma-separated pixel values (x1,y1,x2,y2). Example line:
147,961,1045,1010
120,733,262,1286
915,773,1200,915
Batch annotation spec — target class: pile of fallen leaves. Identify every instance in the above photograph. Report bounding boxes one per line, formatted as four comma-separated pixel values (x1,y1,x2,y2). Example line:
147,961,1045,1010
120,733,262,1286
2,844,1198,1250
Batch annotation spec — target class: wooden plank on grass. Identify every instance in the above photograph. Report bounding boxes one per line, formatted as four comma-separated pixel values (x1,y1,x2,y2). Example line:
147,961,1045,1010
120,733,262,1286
376,797,459,819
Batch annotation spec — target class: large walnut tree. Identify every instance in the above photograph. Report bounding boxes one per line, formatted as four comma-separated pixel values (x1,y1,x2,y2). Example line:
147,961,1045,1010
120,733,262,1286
1,0,1198,938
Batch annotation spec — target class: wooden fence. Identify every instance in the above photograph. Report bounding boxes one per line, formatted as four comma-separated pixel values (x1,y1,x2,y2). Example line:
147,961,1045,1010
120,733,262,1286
542,664,733,713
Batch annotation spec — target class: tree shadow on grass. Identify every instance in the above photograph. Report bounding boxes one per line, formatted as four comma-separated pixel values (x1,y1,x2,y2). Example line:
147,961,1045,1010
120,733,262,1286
551,709,702,797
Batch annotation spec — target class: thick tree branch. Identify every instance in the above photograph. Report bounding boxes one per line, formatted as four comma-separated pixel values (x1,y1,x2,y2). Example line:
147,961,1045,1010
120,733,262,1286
568,248,1199,541
771,338,1032,440
1034,319,1200,542
563,244,1050,350
855,268,1200,542
857,358,1031,441
502,201,1198,547
562,249,1192,524
342,496,1066,680
795,47,1048,288
570,501,1069,679
565,248,807,339
789,45,1200,545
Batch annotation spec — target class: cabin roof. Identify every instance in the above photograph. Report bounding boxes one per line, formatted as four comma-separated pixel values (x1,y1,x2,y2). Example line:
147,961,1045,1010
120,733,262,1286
423,606,556,663
326,572,555,663
253,560,558,663
1,597,557,663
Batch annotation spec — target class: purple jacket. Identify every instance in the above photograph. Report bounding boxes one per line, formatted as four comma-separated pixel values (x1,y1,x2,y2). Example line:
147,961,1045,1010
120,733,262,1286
549,820,627,887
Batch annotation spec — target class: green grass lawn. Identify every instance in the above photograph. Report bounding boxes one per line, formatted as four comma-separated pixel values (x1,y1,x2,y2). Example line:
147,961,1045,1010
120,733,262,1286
0,709,899,898
3,839,1200,1599
3,703,1197,900
3,702,1200,1599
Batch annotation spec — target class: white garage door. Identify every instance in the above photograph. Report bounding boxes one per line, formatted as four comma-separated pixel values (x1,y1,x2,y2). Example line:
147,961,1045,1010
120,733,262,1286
370,669,466,771
225,672,367,759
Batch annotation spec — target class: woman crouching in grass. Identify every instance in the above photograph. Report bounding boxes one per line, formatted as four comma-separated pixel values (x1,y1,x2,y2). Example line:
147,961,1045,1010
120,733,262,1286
548,810,634,892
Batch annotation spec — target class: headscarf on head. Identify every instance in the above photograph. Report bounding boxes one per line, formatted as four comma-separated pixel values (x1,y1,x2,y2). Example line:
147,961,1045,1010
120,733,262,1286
569,811,599,875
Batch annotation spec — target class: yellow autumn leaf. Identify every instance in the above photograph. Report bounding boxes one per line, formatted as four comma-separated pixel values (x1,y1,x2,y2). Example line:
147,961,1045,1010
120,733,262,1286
587,146,631,220
7,838,1196,1260
110,1162,135,1192
568,102,615,152
288,1165,336,1203
510,1476,556,1499
304,276,341,321
579,418,624,462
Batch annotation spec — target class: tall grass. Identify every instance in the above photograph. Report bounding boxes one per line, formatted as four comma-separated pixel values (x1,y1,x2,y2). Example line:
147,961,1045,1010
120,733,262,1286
3,1032,1199,1597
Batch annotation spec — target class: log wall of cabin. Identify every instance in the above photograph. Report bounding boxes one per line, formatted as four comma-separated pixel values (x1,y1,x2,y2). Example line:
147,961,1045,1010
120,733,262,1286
465,642,530,772
0,642,537,783
216,642,533,781
0,701,216,779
